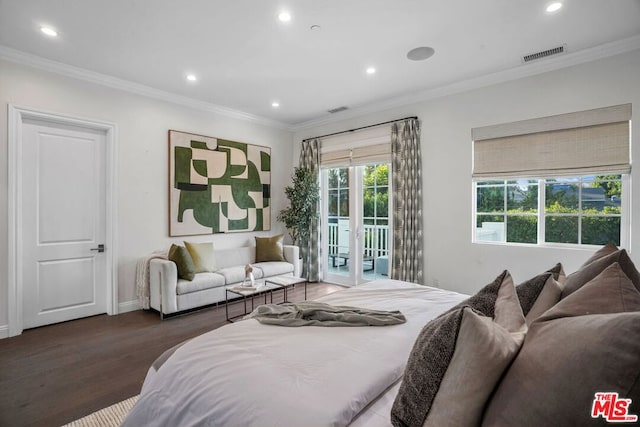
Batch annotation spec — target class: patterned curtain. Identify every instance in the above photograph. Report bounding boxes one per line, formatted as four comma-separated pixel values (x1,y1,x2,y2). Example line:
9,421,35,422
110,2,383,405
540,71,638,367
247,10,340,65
391,119,423,284
299,139,321,281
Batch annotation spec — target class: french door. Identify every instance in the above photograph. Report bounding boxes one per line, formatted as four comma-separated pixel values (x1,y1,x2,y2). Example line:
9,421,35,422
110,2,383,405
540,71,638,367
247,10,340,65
321,164,391,286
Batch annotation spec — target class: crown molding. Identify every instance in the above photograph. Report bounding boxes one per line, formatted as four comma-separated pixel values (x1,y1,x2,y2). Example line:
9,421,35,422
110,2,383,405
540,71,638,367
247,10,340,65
0,45,290,130
2,33,639,134
292,34,640,132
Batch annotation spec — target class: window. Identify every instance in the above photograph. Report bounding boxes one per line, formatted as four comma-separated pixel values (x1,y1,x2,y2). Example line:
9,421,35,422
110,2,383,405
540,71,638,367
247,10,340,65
472,104,630,247
475,175,624,246
476,179,538,244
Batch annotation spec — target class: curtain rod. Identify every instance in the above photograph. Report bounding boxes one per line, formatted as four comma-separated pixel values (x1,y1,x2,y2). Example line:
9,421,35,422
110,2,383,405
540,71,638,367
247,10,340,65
301,116,418,142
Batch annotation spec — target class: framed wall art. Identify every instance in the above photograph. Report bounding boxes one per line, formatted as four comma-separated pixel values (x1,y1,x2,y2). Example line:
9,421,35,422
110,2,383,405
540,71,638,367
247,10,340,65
169,130,271,236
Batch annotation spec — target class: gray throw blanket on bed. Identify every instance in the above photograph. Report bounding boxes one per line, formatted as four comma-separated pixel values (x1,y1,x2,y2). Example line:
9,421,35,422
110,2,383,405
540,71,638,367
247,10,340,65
246,301,406,326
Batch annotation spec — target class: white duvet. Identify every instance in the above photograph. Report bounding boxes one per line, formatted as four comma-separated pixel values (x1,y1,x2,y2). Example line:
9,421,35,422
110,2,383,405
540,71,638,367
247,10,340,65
122,279,467,427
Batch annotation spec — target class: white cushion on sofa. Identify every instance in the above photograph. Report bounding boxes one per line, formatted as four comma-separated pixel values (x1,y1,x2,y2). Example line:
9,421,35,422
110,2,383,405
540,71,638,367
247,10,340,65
217,265,264,284
254,262,294,277
216,247,254,269
176,273,226,295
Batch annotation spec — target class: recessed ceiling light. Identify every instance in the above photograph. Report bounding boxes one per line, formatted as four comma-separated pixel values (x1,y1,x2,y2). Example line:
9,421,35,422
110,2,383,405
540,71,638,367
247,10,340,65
278,11,291,22
366,67,376,75
40,26,58,37
271,101,280,108
407,46,435,61
186,74,197,82
546,2,562,13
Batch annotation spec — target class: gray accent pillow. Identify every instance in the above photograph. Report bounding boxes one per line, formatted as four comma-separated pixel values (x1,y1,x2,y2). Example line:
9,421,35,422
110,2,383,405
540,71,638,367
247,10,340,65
581,241,619,266
439,270,510,319
391,307,465,427
391,270,525,427
515,271,554,317
423,307,525,427
546,261,566,283
482,262,640,427
561,248,640,299
523,275,562,325
516,263,564,317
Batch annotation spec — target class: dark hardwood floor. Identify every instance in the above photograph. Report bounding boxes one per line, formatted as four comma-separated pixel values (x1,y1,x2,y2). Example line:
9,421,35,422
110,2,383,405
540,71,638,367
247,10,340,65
0,282,345,427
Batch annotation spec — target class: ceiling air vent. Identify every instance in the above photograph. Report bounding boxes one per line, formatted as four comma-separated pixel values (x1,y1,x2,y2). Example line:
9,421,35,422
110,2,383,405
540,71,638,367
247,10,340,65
327,106,348,114
522,44,566,63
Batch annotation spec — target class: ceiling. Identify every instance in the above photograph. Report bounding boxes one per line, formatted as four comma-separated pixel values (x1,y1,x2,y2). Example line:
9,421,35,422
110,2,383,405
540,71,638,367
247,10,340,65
1,0,640,128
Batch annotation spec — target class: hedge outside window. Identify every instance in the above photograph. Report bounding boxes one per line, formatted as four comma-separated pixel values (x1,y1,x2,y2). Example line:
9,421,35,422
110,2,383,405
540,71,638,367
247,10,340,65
475,175,623,246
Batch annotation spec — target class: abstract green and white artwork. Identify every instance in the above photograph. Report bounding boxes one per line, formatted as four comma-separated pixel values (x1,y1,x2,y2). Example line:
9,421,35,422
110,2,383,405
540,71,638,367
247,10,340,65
169,130,271,236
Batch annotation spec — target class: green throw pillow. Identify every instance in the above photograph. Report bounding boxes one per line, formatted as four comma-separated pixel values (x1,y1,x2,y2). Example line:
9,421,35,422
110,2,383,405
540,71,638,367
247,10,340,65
184,241,217,273
168,244,196,281
255,235,285,262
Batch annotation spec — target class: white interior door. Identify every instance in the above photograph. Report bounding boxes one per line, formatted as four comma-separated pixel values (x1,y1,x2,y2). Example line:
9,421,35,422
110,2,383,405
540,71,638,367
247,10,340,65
21,119,108,329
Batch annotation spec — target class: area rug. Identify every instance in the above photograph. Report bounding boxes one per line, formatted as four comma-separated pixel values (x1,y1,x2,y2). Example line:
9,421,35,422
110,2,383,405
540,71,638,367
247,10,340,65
62,395,138,427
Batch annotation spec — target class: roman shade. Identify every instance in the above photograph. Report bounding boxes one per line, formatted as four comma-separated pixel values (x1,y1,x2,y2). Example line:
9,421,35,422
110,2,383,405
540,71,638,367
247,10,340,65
320,125,391,167
472,104,631,179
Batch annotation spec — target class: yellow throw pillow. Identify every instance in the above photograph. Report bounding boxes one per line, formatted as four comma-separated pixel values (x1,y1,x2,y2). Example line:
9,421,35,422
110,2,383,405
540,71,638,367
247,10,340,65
184,241,217,273
255,235,285,262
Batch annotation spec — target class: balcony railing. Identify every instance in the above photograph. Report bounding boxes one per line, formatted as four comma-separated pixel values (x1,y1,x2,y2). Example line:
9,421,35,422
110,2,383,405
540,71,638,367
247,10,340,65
327,219,390,259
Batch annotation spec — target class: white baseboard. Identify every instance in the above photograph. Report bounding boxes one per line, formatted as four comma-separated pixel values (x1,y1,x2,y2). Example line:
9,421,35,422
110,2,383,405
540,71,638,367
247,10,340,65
0,303,141,339
118,300,141,314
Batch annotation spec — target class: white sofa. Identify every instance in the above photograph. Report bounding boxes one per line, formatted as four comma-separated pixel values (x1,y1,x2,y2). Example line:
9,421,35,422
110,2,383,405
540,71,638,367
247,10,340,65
150,245,302,317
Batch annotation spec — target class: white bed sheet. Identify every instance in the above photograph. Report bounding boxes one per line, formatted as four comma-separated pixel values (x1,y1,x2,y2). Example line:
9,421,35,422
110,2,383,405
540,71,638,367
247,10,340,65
123,279,467,427
349,380,401,427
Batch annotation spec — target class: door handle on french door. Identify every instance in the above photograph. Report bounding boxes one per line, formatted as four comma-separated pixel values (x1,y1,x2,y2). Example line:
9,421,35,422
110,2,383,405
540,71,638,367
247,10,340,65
90,244,105,253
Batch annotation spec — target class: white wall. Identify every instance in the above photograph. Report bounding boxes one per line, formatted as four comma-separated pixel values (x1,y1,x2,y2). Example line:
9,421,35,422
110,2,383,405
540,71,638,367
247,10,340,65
294,49,640,295
0,59,294,330
2,49,639,331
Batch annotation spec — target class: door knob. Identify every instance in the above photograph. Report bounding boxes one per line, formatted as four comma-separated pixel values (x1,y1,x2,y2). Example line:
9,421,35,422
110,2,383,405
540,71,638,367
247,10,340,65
90,244,105,253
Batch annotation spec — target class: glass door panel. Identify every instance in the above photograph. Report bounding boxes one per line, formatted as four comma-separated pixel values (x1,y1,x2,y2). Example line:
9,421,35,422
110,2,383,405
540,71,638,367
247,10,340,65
326,168,350,280
322,164,391,285
362,164,390,280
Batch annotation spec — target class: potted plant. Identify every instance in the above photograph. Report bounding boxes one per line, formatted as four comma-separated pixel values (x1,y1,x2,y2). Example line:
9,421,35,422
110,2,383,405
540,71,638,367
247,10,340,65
278,166,319,248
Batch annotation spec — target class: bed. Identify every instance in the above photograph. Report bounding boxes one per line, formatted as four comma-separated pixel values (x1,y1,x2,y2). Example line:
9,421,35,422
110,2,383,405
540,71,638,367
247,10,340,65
124,244,640,426
122,279,467,427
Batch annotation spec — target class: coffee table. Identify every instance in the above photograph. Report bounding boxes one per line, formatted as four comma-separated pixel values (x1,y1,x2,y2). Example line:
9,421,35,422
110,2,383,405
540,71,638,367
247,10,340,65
225,281,283,322
264,276,308,302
